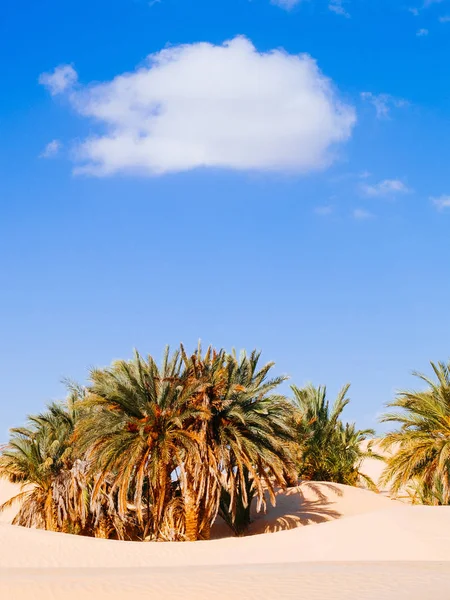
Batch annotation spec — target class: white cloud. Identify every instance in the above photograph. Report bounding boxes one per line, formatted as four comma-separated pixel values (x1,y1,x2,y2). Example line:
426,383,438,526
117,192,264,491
361,92,408,119
409,0,443,14
39,64,78,96
272,0,349,13
42,37,356,177
329,0,350,17
271,0,301,9
361,179,412,197
315,205,334,216
415,0,445,11
352,208,374,220
39,139,62,158
439,15,450,22
417,28,429,36
431,195,450,210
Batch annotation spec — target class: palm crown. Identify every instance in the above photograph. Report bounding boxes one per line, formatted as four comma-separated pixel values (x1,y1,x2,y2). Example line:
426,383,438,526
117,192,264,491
291,383,377,488
380,361,450,504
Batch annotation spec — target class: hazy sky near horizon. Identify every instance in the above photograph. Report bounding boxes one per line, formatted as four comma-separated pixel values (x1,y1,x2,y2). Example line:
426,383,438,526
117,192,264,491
1,0,450,438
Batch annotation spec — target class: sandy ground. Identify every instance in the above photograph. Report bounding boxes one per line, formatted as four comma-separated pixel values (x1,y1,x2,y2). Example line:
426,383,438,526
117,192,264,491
2,563,450,600
1,463,450,598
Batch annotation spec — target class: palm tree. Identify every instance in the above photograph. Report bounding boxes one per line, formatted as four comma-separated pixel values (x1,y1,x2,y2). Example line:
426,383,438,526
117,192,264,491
292,383,377,488
333,422,379,489
0,389,131,538
380,361,450,504
78,345,297,541
1,345,299,541
76,348,206,540
0,399,78,530
182,346,298,538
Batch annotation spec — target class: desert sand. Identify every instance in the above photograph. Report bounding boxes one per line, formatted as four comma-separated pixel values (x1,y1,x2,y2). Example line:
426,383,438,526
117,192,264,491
1,475,450,599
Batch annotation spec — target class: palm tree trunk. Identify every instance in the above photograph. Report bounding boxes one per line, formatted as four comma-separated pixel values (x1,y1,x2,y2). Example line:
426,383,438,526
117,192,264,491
95,516,110,539
150,467,173,539
285,471,299,488
199,515,211,540
184,489,200,541
143,480,151,539
44,490,56,531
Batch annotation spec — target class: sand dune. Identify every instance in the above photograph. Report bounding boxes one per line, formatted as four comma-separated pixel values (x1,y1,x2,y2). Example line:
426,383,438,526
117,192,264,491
1,479,449,598
0,500,448,568
212,480,396,537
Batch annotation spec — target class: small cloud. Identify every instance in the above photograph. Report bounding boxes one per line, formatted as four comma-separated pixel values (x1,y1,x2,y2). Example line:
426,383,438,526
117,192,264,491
39,139,62,158
39,64,78,96
361,179,411,197
271,0,300,9
431,195,450,210
315,205,334,216
352,208,374,220
417,28,429,36
329,0,350,17
439,15,450,22
410,0,443,13
361,92,408,119
329,170,370,183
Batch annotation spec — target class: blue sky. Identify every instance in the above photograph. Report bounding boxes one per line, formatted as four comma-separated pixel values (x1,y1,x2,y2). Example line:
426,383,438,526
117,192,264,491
1,0,450,437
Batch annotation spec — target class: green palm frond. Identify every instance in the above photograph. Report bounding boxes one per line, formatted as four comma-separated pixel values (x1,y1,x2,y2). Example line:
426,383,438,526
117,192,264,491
380,361,450,504
292,383,377,488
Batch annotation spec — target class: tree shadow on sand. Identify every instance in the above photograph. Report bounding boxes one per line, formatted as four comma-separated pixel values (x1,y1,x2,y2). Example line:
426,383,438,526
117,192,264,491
210,482,344,539
247,481,343,535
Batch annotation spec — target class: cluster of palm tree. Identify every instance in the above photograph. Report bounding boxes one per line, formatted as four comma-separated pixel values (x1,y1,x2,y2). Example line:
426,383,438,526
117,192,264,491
0,345,299,540
4,345,449,540
291,361,450,506
292,384,378,489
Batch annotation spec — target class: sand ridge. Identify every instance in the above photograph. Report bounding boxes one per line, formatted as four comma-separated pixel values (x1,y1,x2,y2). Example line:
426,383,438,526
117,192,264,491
1,482,449,567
